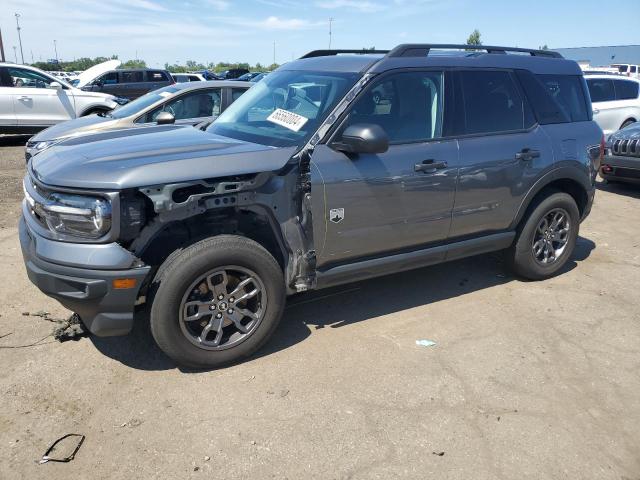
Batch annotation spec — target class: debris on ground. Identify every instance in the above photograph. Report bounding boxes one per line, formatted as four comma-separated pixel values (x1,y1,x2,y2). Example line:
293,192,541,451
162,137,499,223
416,339,437,347
279,389,289,398
52,314,88,342
204,455,211,462
432,451,445,456
39,433,85,464
118,418,143,428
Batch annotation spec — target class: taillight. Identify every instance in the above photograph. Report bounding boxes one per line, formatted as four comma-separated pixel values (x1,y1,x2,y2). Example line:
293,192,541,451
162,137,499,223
602,164,613,174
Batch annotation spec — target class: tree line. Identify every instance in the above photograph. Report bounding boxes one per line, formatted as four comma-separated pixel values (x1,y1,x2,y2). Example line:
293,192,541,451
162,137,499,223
29,56,279,73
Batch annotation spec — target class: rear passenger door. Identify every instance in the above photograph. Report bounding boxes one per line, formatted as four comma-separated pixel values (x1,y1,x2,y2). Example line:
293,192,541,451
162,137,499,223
449,69,554,239
310,70,459,268
118,71,146,100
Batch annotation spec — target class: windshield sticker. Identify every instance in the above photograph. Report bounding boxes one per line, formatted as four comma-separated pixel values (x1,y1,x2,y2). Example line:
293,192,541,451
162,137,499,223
158,91,172,98
266,108,308,132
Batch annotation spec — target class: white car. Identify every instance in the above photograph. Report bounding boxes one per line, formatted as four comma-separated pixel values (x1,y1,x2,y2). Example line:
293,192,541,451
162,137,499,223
585,74,640,136
0,62,120,134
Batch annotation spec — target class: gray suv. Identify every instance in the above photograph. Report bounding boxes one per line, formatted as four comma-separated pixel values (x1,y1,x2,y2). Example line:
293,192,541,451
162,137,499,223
20,44,603,368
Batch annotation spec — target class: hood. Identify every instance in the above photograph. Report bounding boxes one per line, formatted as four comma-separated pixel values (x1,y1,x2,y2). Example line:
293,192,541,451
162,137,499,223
610,122,640,141
76,60,121,88
30,114,116,142
31,126,296,190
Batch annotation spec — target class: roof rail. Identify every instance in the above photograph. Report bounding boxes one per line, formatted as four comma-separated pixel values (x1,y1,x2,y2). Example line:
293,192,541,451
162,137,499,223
386,44,563,59
300,49,390,59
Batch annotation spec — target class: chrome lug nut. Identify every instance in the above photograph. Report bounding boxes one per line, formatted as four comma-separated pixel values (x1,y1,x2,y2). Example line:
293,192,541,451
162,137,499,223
227,308,234,314
216,313,222,319
209,304,216,311
229,297,235,303
218,294,224,300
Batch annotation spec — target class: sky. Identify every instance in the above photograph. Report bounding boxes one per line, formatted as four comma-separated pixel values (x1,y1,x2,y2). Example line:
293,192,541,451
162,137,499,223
0,0,638,68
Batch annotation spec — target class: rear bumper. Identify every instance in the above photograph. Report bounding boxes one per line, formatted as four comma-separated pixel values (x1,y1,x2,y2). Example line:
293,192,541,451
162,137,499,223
19,215,151,336
600,155,640,184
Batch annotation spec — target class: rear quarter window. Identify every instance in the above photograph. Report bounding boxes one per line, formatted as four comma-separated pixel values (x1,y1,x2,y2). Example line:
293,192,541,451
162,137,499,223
586,78,615,103
148,71,170,82
517,72,590,124
614,80,639,100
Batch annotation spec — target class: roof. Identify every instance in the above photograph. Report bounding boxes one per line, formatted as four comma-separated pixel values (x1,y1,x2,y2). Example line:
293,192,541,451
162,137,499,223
582,73,640,83
170,80,252,91
282,48,581,76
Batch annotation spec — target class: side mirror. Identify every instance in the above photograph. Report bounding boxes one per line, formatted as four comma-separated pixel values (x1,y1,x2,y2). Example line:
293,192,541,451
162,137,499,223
156,111,175,125
48,81,62,90
332,123,389,155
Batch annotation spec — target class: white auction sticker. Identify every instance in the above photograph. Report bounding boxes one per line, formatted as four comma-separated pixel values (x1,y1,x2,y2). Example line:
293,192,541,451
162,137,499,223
266,108,308,132
158,91,172,98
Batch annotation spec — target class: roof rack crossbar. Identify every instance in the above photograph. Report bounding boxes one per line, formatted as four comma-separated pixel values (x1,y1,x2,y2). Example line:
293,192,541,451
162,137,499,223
300,49,390,59
386,44,563,59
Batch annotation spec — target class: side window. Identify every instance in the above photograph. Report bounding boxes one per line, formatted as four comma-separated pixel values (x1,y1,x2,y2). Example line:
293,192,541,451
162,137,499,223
145,89,222,122
231,88,247,103
147,71,169,82
98,71,118,85
121,71,144,83
631,66,637,73
587,79,615,103
518,73,589,123
188,75,201,82
342,71,444,143
614,80,639,100
458,70,530,134
6,67,53,88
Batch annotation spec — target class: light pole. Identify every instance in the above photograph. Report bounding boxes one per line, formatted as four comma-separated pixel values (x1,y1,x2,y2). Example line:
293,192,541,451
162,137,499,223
53,39,58,63
0,27,6,62
272,41,276,66
328,17,334,49
13,46,18,63
14,13,24,64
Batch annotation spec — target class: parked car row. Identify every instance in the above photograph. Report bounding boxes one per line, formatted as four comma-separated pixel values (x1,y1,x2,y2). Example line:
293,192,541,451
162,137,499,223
25,80,250,160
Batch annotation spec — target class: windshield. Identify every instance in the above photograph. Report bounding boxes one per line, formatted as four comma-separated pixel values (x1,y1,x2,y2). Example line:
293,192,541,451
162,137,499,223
110,85,181,118
207,70,360,147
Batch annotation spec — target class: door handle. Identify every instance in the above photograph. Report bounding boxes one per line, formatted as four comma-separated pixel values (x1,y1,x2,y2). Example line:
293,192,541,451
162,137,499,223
515,148,540,161
414,159,447,173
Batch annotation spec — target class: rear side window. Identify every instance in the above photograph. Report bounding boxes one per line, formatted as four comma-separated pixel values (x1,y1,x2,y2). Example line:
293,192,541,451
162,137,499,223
457,70,533,134
148,71,169,82
121,71,144,83
587,78,615,103
614,80,639,100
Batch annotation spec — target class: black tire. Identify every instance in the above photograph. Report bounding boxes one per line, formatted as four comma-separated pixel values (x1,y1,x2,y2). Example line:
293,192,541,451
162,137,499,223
149,235,285,369
81,108,109,117
506,191,580,280
621,119,635,130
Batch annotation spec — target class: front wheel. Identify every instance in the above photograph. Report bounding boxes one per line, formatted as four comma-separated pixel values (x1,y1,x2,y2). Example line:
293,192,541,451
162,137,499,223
507,192,580,280
150,235,285,369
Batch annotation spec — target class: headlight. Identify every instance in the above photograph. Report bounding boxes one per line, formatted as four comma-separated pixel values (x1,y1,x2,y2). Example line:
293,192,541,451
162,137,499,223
27,139,60,155
24,181,112,239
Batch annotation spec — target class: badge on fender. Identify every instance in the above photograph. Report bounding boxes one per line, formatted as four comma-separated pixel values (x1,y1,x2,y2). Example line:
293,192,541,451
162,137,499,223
330,208,344,224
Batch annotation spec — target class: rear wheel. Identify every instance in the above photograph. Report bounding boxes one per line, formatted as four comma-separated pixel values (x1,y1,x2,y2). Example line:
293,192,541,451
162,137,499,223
507,192,579,280
150,235,285,369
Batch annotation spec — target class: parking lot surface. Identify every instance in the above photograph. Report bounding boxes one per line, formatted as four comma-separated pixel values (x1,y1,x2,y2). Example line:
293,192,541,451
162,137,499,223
1,135,639,479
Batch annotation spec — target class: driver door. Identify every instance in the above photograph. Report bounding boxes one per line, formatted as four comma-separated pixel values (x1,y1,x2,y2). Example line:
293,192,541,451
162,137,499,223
310,70,459,268
7,67,75,126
